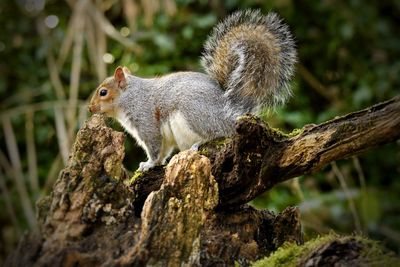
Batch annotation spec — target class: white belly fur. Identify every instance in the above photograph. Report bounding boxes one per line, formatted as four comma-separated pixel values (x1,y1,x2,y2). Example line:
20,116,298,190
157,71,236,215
167,111,203,151
116,110,203,161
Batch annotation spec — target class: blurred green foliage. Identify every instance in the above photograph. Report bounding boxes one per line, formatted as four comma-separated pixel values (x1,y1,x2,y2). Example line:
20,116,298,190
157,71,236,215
0,0,399,263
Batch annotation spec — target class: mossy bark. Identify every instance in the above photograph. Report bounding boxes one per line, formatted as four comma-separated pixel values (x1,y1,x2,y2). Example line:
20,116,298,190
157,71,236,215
6,95,400,266
252,234,400,267
6,114,302,266
131,95,400,208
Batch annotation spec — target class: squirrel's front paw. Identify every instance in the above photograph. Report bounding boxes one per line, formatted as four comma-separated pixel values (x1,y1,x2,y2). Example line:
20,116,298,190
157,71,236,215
138,160,156,172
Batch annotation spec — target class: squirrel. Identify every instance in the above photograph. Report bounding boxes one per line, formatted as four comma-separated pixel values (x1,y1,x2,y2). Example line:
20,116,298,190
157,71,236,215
89,10,297,171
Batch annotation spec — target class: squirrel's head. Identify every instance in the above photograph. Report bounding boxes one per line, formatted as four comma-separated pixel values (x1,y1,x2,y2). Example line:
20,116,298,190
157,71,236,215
88,66,131,116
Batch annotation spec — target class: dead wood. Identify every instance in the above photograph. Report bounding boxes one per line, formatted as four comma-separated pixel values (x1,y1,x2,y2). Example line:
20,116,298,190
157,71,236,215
132,95,400,208
6,96,400,266
6,114,302,266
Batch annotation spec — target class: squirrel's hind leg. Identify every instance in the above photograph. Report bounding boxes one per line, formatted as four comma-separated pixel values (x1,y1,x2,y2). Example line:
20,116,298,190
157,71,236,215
159,119,178,165
158,145,176,165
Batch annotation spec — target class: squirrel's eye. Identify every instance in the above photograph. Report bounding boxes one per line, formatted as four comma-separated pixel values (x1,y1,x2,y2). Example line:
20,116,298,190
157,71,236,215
99,89,108,96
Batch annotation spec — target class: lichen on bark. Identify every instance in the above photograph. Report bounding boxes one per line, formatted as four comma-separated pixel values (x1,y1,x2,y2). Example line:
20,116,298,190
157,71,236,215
6,114,303,267
10,94,400,267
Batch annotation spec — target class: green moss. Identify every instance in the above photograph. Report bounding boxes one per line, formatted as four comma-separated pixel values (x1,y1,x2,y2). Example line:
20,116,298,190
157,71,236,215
128,170,144,185
354,235,400,266
287,128,302,137
199,137,229,157
209,137,229,147
252,241,301,267
267,127,302,140
267,127,290,140
199,148,209,157
252,233,400,267
237,114,259,124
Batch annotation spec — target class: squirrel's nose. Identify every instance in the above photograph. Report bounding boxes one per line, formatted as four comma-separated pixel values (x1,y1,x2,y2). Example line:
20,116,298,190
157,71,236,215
88,105,97,113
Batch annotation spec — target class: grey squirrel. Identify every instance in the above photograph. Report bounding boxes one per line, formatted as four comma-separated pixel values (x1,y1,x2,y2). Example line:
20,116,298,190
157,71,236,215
88,10,297,171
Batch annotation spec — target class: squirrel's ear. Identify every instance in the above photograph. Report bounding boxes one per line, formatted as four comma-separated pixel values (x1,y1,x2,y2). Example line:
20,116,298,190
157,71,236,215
122,66,131,75
114,66,127,89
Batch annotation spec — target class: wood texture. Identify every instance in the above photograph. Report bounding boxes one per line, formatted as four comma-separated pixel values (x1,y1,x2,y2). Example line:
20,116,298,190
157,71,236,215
132,95,400,208
6,95,400,266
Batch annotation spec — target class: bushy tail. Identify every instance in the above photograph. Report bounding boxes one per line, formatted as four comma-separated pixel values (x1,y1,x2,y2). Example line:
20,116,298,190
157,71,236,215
201,10,297,113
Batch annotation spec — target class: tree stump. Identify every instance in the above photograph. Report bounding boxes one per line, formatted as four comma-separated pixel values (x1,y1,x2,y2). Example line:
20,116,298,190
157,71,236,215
6,95,400,266
6,114,302,267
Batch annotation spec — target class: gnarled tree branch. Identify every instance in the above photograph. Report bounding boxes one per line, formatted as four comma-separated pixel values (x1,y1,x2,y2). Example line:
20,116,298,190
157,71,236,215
8,96,399,266
133,95,400,208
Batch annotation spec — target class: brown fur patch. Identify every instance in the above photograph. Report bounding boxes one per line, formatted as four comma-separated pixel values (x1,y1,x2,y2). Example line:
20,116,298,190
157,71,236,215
154,106,161,123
